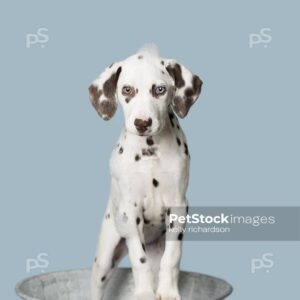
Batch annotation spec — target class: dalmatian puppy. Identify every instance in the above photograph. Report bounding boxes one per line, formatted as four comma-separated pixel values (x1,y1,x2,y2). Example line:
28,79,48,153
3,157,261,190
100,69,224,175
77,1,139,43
88,45,202,300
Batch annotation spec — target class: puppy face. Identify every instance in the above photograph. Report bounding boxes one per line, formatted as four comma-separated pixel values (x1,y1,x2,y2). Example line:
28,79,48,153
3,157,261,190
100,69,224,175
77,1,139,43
89,47,202,136
117,55,174,136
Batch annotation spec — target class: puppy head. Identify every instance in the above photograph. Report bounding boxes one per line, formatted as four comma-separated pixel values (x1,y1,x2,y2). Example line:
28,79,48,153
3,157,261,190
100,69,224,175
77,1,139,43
89,45,203,135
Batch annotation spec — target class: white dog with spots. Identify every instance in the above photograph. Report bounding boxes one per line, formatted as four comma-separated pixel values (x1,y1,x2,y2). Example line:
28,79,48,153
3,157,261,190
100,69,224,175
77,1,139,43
88,45,202,300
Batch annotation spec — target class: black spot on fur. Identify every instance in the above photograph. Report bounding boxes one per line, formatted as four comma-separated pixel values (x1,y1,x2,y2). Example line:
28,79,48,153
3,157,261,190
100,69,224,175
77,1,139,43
161,60,165,65
134,202,137,207
186,205,189,214
119,147,123,154
177,124,180,130
184,142,189,155
94,257,97,263
152,178,159,187
138,55,143,59
167,208,171,216
144,217,150,224
142,243,146,252
176,137,181,146
135,154,140,161
101,276,106,282
178,232,183,240
162,229,166,235
105,213,110,219
140,257,146,263
136,217,141,225
168,112,175,127
170,221,174,229
146,136,154,146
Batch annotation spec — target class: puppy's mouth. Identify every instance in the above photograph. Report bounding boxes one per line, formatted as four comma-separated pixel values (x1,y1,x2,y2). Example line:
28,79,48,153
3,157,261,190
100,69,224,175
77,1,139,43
136,126,162,137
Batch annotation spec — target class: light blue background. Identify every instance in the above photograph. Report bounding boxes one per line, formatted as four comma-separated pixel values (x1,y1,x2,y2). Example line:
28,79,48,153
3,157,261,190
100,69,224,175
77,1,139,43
1,0,299,299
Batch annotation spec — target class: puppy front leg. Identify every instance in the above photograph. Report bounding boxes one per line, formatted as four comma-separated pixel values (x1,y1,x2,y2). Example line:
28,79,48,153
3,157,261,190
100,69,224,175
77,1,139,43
116,205,155,300
156,204,187,300
91,207,126,300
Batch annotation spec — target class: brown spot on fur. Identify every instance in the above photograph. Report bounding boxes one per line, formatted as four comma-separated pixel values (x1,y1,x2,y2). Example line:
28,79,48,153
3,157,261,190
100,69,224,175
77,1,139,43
173,75,202,118
172,96,192,118
89,66,122,120
103,67,122,100
166,63,185,88
166,61,202,118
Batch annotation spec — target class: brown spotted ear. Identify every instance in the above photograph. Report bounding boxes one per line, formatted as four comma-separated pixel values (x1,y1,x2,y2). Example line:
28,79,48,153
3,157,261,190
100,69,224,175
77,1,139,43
166,60,202,118
88,64,122,120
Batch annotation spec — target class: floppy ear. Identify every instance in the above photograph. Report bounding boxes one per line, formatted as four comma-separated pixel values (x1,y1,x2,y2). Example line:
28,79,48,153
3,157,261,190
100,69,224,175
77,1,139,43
88,63,122,120
166,60,203,118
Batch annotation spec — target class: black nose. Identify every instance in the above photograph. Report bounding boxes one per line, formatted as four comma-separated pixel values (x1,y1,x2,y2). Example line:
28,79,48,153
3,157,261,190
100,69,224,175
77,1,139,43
134,118,152,133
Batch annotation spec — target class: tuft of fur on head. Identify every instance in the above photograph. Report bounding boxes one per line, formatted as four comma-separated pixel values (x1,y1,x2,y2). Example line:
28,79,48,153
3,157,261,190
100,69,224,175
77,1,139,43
137,43,160,57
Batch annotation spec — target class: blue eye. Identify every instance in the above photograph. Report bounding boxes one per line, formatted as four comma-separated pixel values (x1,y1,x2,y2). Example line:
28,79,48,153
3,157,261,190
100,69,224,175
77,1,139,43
155,86,166,95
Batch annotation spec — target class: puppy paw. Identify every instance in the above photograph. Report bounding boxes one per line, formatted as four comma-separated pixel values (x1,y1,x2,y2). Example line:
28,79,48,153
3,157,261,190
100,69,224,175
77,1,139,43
156,290,181,300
